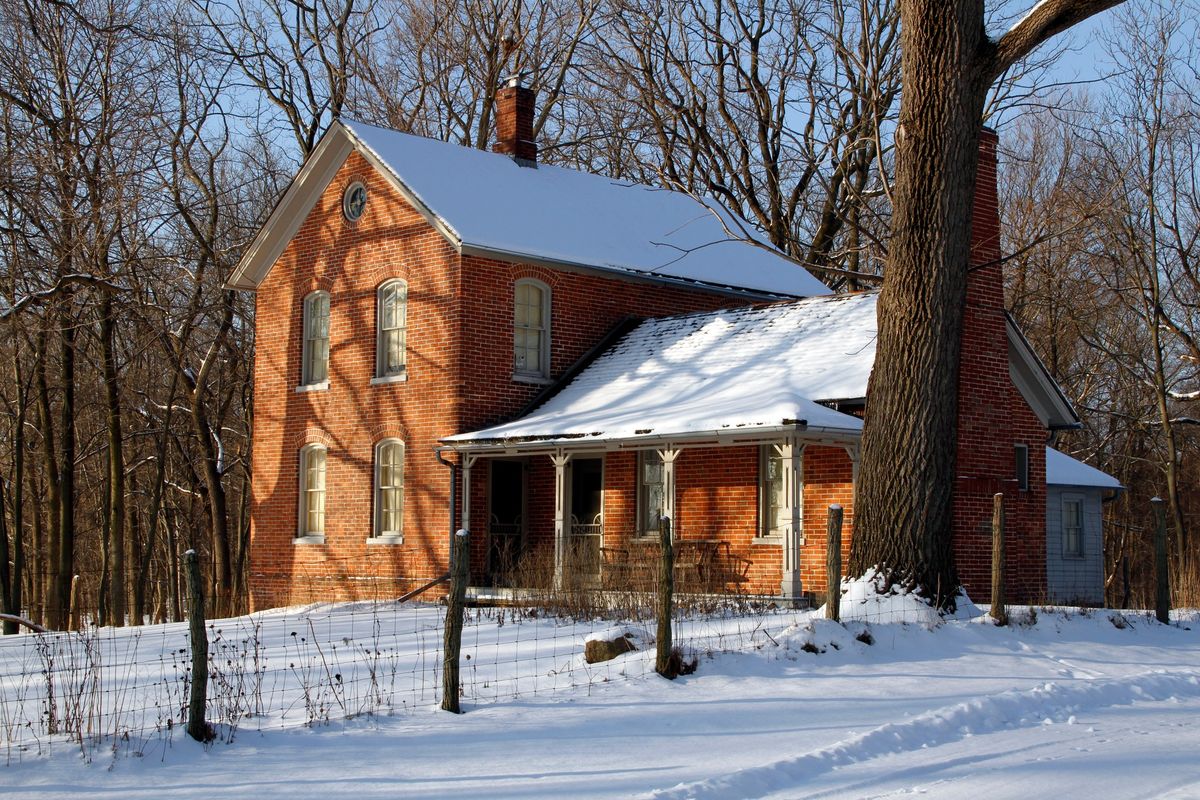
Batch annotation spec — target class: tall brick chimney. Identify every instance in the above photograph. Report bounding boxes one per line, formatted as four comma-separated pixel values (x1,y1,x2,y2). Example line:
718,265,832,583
492,77,537,165
953,127,1047,604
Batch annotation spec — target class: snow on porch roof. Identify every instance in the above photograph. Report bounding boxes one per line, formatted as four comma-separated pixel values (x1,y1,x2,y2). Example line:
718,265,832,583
443,292,877,448
342,120,831,298
1045,447,1123,490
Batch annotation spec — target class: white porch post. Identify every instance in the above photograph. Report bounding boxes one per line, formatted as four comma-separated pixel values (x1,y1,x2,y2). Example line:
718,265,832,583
551,451,571,589
461,454,478,533
656,447,680,532
778,438,806,601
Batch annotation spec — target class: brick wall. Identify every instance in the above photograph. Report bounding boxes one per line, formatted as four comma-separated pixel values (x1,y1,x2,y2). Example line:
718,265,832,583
249,149,754,609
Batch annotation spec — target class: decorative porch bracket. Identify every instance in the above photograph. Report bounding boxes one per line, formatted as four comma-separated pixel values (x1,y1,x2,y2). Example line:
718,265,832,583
655,447,680,534
460,454,479,533
774,438,806,601
843,444,860,486
551,450,571,589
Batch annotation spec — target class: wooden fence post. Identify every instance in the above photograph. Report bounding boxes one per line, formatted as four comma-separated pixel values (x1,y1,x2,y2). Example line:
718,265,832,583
826,505,843,621
655,515,675,677
184,549,211,741
990,493,1007,626
441,529,469,713
68,575,80,631
1152,497,1170,624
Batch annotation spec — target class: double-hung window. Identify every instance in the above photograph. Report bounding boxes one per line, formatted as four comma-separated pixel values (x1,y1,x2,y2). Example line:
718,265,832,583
298,444,327,539
760,446,787,539
302,291,330,386
376,280,407,379
637,451,665,538
1062,496,1084,558
374,440,405,540
513,279,550,379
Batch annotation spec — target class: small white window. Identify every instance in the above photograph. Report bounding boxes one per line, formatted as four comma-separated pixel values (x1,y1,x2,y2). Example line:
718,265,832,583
299,444,327,538
760,446,787,538
374,440,405,539
637,451,665,538
514,279,550,378
1062,497,1084,558
376,280,407,378
1014,443,1029,491
302,291,330,385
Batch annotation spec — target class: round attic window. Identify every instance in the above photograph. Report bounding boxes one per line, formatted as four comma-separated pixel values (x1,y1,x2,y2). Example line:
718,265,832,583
343,181,367,222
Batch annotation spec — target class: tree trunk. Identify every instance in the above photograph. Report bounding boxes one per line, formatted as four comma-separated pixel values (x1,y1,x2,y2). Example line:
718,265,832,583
100,291,127,626
34,328,62,628
850,1,988,607
849,0,1124,609
55,299,77,630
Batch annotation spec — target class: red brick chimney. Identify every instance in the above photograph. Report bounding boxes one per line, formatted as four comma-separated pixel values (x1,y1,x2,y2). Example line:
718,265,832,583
952,127,1047,604
492,78,537,164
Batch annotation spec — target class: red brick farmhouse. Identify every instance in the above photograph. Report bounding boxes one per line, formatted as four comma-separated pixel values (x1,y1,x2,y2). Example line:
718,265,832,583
230,86,1113,611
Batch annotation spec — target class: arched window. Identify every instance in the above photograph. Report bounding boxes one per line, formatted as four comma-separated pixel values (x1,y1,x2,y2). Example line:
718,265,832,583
513,279,550,378
302,291,330,385
298,444,327,538
376,280,407,378
374,439,405,539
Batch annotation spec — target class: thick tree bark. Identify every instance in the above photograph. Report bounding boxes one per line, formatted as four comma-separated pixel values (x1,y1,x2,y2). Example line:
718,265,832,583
849,0,1123,607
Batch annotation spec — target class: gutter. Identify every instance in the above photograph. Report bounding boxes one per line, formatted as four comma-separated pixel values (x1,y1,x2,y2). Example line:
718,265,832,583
437,421,861,457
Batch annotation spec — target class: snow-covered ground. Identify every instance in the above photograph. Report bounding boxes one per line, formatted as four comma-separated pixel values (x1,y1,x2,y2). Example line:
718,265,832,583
3,595,1199,800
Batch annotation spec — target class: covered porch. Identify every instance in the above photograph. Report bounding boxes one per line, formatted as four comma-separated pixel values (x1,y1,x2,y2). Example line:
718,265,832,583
440,423,860,603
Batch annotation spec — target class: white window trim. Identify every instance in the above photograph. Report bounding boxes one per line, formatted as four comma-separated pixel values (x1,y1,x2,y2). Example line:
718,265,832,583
1061,493,1085,559
635,450,666,540
758,445,784,541
375,279,408,380
296,444,327,543
301,290,330,388
372,439,405,542
513,278,551,381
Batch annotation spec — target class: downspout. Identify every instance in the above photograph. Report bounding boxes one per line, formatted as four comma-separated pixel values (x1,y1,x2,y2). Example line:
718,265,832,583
435,449,458,567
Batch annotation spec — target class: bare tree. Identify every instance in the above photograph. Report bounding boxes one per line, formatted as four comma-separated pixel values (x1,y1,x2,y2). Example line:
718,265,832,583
849,0,1124,607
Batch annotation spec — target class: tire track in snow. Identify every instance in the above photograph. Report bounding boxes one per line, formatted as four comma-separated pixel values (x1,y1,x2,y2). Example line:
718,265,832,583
647,669,1200,800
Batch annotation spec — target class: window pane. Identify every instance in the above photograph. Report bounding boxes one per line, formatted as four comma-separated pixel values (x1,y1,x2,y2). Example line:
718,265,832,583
302,447,326,535
376,442,404,536
765,451,787,535
305,293,330,384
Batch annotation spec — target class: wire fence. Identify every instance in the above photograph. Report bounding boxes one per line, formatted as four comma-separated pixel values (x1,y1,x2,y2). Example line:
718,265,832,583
0,596,812,765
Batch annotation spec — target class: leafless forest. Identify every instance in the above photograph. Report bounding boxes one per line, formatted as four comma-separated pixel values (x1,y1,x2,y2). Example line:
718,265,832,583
0,0,1195,630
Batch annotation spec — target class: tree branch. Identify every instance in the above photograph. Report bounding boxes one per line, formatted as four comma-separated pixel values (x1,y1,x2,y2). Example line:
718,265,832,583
986,0,1126,82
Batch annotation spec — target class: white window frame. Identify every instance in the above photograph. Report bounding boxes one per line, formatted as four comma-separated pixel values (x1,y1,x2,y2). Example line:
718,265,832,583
372,439,405,542
1062,494,1085,558
636,450,666,539
1015,443,1030,491
301,290,330,388
759,446,786,540
374,280,408,381
297,444,327,542
513,278,551,380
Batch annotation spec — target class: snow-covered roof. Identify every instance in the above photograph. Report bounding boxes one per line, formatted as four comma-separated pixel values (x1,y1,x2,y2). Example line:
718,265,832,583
228,120,830,298
444,293,877,447
1045,447,1123,490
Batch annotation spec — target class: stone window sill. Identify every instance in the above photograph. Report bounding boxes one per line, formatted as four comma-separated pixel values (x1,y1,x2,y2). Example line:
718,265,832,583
371,372,407,386
368,535,404,546
295,381,330,393
512,373,553,386
294,535,326,545
752,536,786,546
